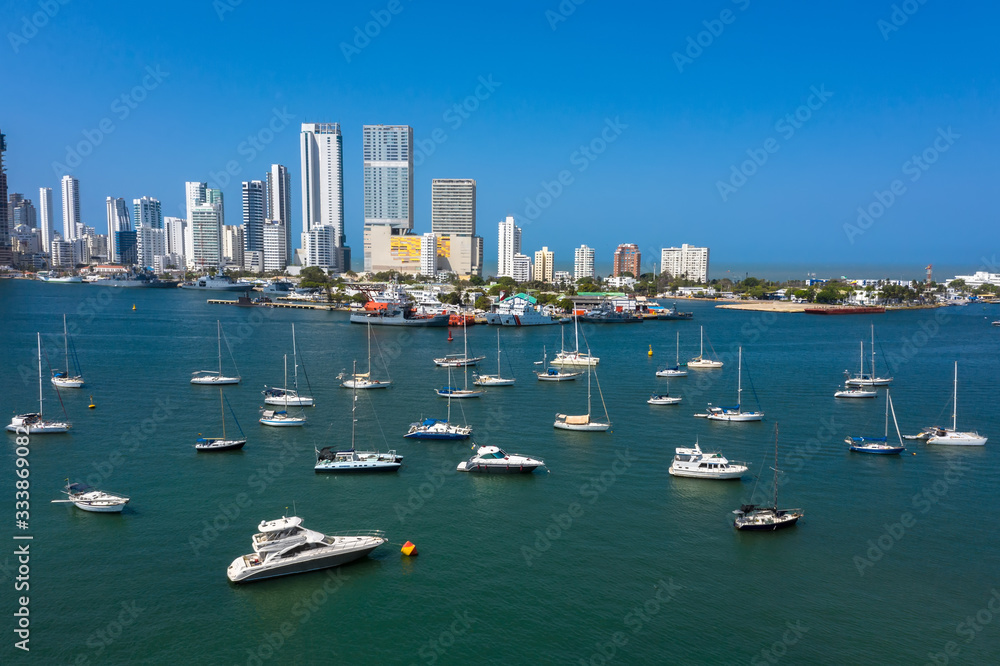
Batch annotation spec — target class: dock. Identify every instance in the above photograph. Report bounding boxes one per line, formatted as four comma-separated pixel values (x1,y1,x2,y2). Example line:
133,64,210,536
207,298,337,311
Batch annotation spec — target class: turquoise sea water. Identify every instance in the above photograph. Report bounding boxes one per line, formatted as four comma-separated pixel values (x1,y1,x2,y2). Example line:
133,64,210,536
2,280,999,665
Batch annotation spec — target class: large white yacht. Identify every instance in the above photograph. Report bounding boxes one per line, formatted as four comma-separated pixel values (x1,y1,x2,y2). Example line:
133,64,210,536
456,446,545,473
668,441,748,479
226,516,386,583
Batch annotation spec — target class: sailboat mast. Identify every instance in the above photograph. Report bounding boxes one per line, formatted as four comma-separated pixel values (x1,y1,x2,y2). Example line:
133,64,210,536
292,324,299,391
700,326,704,358
496,328,501,376
367,322,372,376
574,314,580,353
675,331,680,366
463,318,469,390
351,360,358,449
446,365,452,422
220,387,226,439
37,332,43,416
952,361,958,431
283,355,289,408
63,314,70,376
217,321,223,377
773,424,779,509
737,347,743,407
870,324,876,380
586,350,592,417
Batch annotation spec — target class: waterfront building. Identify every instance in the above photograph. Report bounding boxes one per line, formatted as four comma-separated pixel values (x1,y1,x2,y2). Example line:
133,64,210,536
222,224,244,269
190,202,222,268
534,246,554,283
300,123,348,271
661,244,709,283
164,216,186,263
512,253,532,283
9,193,36,229
431,179,475,236
574,244,595,281
39,187,54,253
263,221,286,272
50,235,74,268
136,226,166,269
612,243,640,277
363,124,413,271
114,230,137,266
242,180,265,259
497,216,521,278
266,164,292,262
438,235,483,278
133,196,162,229
0,130,9,266
61,175,80,241
11,224,40,253
106,197,130,263
243,250,262,273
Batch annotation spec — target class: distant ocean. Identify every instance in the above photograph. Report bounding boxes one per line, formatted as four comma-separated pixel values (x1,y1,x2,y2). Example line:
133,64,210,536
2,280,999,664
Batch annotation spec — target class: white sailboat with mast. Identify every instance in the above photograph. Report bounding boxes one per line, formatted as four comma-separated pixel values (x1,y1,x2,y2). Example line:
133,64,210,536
7,333,72,434
535,345,583,381
474,329,516,386
264,324,315,405
835,341,877,398
51,314,84,388
405,364,473,439
700,347,763,421
551,315,599,366
436,325,484,398
554,348,611,431
687,326,723,368
845,324,893,386
191,320,241,385
341,322,391,389
846,390,905,454
926,362,987,446
433,318,485,367
197,388,247,451
656,331,688,377
259,355,307,426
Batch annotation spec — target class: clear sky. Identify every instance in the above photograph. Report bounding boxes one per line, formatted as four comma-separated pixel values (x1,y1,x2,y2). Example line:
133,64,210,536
3,0,997,277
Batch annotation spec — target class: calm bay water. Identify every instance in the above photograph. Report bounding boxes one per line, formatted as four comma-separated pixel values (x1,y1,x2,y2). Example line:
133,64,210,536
2,280,999,665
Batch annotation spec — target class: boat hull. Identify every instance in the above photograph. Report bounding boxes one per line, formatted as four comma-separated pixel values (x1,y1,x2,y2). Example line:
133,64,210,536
196,439,247,452
648,397,682,405
656,369,688,377
191,376,241,385
473,376,515,386
456,461,543,473
849,444,905,454
536,372,581,382
259,418,306,427
553,420,611,432
314,461,401,472
227,541,383,583
404,430,470,440
436,390,483,399
349,312,449,326
483,313,559,326
52,377,85,388
927,433,987,446
706,412,764,422
668,466,746,480
340,380,390,389
687,360,723,369
264,396,315,405
734,514,800,531
6,419,71,434
834,390,876,399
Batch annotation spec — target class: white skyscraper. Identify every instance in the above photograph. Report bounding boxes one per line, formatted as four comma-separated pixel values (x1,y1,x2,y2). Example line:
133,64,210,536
363,124,413,271
106,197,130,263
300,123,346,271
497,216,521,278
61,175,80,241
574,244,595,281
660,244,709,283
133,196,162,229
136,227,166,268
242,180,266,256
263,221,287,272
266,164,292,261
221,225,244,268
184,181,207,266
39,187,54,253
420,232,438,277
164,216,186,260
431,179,476,236
190,202,222,268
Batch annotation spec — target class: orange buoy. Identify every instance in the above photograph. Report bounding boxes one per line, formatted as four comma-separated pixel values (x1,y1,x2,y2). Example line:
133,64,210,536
401,541,418,556
447,330,453,342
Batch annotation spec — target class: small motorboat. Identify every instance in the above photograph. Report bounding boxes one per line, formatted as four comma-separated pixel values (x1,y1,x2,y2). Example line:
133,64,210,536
456,446,545,474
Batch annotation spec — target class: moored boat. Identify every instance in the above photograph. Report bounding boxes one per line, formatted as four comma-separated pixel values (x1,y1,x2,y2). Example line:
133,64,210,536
456,445,545,473
669,441,748,479
51,482,129,513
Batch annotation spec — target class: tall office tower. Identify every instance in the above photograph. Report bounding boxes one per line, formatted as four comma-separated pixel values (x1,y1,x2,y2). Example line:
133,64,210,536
164,217,186,258
533,246,554,283
133,196,162,229
0,131,10,267
363,124,413,271
190,202,223,268
300,123,346,271
263,221,287,272
266,164,292,261
660,244,710,283
511,253,532,283
612,243,641,277
420,232,438,277
206,188,224,225
114,230,138,266
574,244,595,281
497,216,522,278
136,227,166,268
61,175,80,241
431,179,476,235
221,225,244,268
242,180,266,259
39,187,54,253
106,197,131,263
184,181,207,265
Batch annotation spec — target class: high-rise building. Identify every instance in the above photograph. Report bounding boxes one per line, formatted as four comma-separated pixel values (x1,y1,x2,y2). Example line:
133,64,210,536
136,227,166,269
660,244,710,283
51,236,74,268
300,123,347,271
574,244,595,281
242,180,266,257
39,187,54,253
431,179,476,236
184,181,207,266
106,197,130,263
61,175,80,242
222,225,244,269
497,216,521,278
612,243,641,277
363,124,413,271
133,196,162,229
511,253,532,283
420,232,438,277
266,164,292,261
263,221,287,272
190,202,223,268
533,246,554,283
9,194,36,229
164,217,186,259
114,230,137,266
0,130,9,267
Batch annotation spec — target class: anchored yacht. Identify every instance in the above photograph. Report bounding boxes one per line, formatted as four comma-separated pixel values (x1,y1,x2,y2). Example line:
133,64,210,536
456,446,545,473
669,441,748,479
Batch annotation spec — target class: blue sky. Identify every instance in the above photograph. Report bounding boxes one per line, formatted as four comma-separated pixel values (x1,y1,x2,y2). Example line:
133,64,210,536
3,0,998,277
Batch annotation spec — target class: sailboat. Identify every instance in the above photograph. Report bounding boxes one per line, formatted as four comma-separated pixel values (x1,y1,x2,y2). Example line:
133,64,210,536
554,348,611,431
191,321,241,385
51,314,84,388
535,346,583,382
433,318,485,367
405,365,473,439
436,327,484,398
315,360,402,472
700,347,763,421
7,333,72,434
835,341,877,398
656,331,688,377
687,326,723,368
733,424,803,531
926,362,987,446
341,322,391,389
264,324,315,405
474,329,516,386
551,315,599,366
845,324,893,386
259,355,307,426
196,388,247,451
846,389,905,454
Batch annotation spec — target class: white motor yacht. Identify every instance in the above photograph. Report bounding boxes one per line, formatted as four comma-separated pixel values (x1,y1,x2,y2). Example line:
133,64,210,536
669,441,748,479
456,446,545,473
314,448,402,472
51,482,129,513
226,516,386,583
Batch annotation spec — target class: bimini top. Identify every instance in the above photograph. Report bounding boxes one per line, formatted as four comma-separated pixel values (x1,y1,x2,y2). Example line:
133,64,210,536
66,482,94,494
